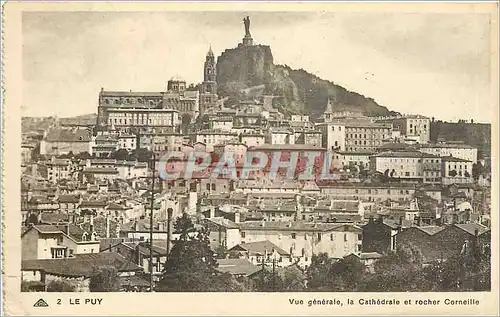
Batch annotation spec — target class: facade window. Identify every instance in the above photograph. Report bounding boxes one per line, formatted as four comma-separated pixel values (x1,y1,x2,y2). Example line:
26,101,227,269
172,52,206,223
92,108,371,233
292,233,296,239
330,234,334,241
241,232,245,238
344,233,347,242
317,233,321,241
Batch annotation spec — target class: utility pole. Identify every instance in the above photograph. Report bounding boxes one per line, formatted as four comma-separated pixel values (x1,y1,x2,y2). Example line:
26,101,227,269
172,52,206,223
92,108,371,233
272,255,276,292
166,207,173,260
149,152,156,292
261,250,266,291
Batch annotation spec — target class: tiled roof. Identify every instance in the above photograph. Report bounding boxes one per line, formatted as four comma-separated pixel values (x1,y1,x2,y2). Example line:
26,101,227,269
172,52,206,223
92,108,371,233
79,200,108,208
248,144,326,151
45,128,91,142
374,151,438,158
25,224,88,242
238,221,361,233
455,223,490,236
216,259,261,276
230,240,290,256
101,91,163,97
106,203,131,211
441,156,472,163
39,212,71,224
205,217,239,229
21,252,142,277
83,167,119,174
57,195,80,204
420,143,476,149
347,252,384,260
417,226,445,235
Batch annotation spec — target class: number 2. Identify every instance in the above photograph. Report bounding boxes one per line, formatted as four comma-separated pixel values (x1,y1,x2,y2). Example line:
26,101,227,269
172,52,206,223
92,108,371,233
57,299,61,305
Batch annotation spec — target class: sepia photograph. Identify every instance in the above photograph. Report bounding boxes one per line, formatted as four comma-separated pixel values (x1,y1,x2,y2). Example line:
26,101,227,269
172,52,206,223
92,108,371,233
2,1,499,316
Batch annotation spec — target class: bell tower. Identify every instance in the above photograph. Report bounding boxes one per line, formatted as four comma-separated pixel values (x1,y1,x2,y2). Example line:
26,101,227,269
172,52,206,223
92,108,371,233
200,47,218,113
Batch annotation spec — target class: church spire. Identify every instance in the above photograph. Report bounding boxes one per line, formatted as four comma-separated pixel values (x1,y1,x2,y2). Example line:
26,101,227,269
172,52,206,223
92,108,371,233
324,98,334,114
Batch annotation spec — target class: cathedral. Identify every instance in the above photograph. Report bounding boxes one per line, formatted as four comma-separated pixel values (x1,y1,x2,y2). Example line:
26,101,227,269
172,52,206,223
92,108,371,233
96,47,219,133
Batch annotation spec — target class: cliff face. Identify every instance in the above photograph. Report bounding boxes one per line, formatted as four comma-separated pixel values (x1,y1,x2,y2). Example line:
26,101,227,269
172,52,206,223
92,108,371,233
217,45,275,97
430,121,491,158
216,44,391,118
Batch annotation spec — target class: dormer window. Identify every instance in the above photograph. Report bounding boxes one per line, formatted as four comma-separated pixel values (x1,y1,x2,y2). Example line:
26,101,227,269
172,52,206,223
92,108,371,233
82,232,89,241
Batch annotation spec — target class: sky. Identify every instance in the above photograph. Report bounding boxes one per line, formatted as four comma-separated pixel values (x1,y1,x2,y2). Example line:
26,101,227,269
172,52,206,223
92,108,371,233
22,11,494,122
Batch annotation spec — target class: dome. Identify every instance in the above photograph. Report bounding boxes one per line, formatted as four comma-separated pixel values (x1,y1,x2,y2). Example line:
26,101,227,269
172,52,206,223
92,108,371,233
169,75,185,82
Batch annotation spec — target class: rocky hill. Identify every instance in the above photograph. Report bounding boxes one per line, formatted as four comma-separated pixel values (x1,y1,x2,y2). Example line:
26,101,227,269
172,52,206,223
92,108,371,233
216,44,392,118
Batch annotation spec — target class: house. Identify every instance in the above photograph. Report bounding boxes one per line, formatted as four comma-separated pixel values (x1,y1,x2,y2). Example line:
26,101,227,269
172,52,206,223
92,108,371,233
101,242,168,281
203,217,241,251
361,216,404,254
237,221,362,268
82,167,119,182
216,258,261,278
344,252,383,273
441,156,474,185
39,128,92,156
369,151,442,183
21,252,143,292
397,223,490,262
395,225,446,262
229,240,293,267
419,142,478,164
57,194,81,212
21,224,100,260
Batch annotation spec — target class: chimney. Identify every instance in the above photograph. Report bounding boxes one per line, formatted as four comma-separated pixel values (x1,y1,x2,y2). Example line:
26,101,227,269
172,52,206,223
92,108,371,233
135,244,141,265
167,208,173,257
399,216,403,226
134,220,139,231
65,224,70,236
473,228,480,266
37,212,42,224
106,215,110,238
368,216,374,224
209,207,215,219
90,214,94,234
416,216,422,227
234,212,240,223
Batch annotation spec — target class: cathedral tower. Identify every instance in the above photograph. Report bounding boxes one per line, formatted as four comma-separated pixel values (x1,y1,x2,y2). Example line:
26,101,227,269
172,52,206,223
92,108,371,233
200,47,218,113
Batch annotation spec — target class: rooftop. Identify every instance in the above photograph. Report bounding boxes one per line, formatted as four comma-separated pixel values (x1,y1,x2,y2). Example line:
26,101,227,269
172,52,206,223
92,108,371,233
230,240,290,256
374,151,439,158
216,259,261,277
45,128,91,142
238,221,361,232
21,252,142,277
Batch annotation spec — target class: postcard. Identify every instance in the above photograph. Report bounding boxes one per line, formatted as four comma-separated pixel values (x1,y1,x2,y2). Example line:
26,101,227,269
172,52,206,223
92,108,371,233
2,1,498,316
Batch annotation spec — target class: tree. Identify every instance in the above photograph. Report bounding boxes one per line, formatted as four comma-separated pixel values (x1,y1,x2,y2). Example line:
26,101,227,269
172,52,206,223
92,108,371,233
306,253,336,291
89,266,120,292
472,162,483,180
359,244,428,292
281,266,306,292
75,151,92,160
47,280,76,292
328,257,365,291
111,149,130,161
449,170,458,177
464,171,471,178
156,213,219,292
130,148,154,162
